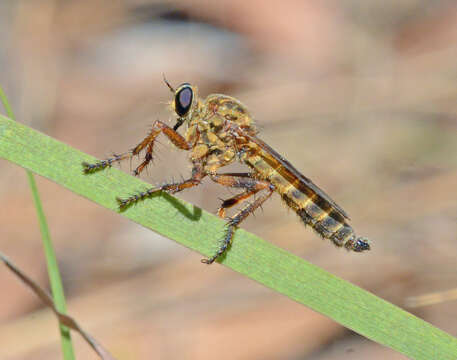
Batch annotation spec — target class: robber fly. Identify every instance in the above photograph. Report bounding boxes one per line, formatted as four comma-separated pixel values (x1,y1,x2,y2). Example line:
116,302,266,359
83,78,370,264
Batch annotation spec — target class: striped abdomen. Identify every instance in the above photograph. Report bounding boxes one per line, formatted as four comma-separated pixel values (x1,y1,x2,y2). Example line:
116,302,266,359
243,148,370,252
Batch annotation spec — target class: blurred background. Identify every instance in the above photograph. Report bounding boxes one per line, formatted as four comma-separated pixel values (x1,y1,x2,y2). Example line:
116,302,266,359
0,0,456,359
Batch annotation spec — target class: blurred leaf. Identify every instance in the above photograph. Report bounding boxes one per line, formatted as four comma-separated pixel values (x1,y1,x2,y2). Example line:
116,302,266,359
0,252,116,360
406,288,457,308
0,114,456,360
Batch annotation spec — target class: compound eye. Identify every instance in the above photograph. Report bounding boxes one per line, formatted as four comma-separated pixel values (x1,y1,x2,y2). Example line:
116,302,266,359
175,85,193,117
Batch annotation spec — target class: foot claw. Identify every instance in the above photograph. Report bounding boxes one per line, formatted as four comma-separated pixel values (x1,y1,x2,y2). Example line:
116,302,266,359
82,160,109,174
201,257,215,265
81,162,94,174
116,197,128,210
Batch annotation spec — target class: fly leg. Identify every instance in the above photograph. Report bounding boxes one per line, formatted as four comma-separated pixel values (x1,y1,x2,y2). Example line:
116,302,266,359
82,120,191,174
82,151,134,174
117,165,205,210
217,191,257,218
209,173,270,218
202,188,274,264
204,174,275,264
132,142,153,176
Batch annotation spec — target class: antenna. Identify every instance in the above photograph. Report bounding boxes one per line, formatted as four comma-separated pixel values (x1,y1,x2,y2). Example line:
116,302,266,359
162,73,175,93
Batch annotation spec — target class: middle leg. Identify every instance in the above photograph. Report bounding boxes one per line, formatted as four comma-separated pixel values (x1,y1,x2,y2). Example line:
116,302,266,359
117,164,205,209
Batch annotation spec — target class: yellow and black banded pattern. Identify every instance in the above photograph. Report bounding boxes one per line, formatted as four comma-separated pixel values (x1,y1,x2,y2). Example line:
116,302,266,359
241,139,369,252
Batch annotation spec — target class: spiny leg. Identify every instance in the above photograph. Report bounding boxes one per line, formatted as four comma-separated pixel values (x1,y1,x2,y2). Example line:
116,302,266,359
217,191,258,218
133,142,153,176
82,151,132,174
210,172,270,191
212,172,253,178
82,120,191,174
117,165,205,210
82,131,157,173
209,173,271,218
202,186,275,264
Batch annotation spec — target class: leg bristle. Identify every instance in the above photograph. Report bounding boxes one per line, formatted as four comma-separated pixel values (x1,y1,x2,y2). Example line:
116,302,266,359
82,160,111,174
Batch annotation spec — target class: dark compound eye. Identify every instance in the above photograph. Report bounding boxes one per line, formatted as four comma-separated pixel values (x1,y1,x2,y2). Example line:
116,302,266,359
175,85,193,117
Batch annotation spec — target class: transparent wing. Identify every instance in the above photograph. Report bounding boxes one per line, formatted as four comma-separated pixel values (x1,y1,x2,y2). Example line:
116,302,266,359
243,133,350,220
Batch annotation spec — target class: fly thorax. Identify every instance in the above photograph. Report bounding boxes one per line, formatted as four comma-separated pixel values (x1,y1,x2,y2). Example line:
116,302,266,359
200,130,225,151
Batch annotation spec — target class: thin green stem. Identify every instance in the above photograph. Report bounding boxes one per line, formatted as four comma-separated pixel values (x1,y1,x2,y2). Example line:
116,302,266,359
0,87,75,360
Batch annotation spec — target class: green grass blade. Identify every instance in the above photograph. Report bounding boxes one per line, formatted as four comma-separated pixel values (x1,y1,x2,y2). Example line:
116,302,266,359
25,171,75,359
0,89,75,360
0,114,456,360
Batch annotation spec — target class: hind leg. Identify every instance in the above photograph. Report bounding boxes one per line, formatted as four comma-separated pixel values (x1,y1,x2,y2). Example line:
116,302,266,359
202,186,274,264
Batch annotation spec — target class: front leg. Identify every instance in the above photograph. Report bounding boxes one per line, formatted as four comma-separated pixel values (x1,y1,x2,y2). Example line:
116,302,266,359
82,120,191,175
